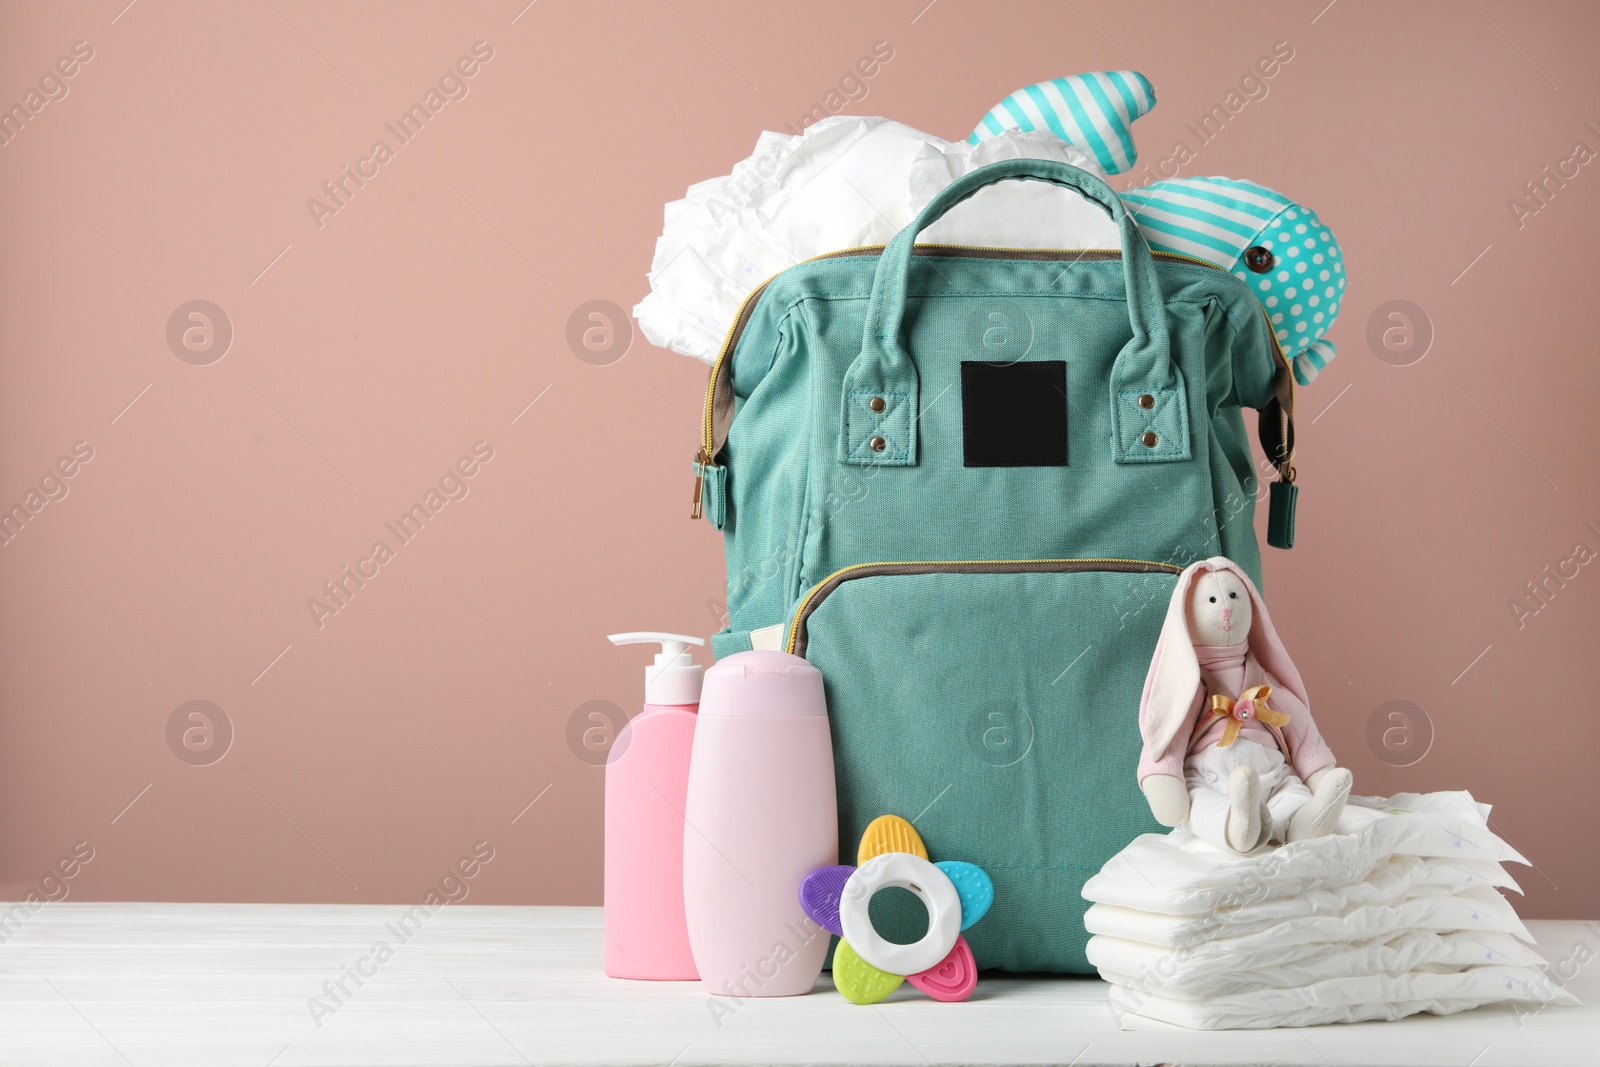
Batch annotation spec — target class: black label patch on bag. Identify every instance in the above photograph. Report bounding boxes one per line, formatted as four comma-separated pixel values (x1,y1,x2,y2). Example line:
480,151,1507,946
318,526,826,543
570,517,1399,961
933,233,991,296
961,360,1068,467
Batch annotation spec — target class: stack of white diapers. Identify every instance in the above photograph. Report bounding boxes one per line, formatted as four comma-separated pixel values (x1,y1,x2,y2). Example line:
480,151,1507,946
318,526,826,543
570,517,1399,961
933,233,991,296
1082,792,1578,1030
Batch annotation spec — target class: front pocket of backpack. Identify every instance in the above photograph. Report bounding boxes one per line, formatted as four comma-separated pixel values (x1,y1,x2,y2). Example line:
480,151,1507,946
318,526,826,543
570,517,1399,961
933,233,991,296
790,559,1179,974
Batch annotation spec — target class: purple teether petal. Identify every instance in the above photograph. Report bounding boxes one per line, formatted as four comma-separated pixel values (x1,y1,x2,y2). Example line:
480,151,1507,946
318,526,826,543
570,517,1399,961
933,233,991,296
799,864,855,937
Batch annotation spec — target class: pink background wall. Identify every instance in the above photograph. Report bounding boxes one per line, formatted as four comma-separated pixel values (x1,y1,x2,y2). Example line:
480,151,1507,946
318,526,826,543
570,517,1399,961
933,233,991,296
1,1,1596,917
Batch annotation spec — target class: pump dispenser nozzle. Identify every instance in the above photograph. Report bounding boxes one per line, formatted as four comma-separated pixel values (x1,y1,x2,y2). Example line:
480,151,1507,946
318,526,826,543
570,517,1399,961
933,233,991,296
607,632,706,706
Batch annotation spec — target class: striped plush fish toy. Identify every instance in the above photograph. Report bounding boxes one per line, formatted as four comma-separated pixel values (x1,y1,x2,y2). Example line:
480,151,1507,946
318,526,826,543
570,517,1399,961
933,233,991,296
969,71,1156,175
973,77,1344,385
1121,178,1344,386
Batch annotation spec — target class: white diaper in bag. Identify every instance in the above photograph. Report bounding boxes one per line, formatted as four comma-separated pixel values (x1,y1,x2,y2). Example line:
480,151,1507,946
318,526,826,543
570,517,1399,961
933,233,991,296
634,117,1121,362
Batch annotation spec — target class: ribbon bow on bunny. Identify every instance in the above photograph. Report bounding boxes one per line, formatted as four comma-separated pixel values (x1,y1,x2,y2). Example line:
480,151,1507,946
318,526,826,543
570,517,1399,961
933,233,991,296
1204,685,1291,747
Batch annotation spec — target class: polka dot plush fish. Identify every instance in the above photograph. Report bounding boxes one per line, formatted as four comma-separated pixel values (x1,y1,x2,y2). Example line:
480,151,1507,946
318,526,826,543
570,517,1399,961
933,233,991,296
1120,177,1346,386
971,75,1346,387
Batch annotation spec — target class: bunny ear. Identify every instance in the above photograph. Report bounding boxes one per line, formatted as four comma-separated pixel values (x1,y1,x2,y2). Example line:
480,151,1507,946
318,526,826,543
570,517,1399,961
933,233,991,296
968,71,1155,174
1208,557,1311,712
1139,560,1208,764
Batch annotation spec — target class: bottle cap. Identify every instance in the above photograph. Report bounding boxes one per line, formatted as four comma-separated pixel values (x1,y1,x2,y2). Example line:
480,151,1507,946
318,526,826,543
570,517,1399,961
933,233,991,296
698,650,827,718
607,632,705,706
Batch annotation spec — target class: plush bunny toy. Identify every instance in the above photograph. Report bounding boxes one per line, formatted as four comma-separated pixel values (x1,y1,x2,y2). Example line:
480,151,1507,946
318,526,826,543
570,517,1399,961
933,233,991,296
1138,557,1353,853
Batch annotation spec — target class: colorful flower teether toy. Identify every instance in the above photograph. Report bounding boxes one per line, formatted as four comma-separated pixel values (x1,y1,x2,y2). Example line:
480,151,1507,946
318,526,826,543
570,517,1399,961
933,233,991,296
799,814,994,1004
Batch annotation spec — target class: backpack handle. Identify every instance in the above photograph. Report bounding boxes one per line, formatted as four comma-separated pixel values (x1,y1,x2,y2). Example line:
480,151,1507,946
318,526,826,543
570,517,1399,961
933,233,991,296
840,158,1189,467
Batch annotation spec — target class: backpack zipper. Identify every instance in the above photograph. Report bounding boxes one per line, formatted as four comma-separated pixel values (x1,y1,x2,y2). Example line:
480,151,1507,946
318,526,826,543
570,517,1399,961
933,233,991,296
693,243,883,518
691,245,1295,517
784,557,1180,656
1140,249,1296,483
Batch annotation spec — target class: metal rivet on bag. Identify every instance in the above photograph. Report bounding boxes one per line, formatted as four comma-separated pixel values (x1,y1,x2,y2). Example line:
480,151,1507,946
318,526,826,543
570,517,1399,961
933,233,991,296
1244,245,1275,273
1141,431,1159,447
1138,394,1155,409
869,436,887,452
868,396,886,413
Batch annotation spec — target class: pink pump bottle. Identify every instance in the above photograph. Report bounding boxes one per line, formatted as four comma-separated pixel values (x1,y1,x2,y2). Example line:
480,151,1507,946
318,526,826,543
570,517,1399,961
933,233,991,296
603,632,704,981
683,650,837,998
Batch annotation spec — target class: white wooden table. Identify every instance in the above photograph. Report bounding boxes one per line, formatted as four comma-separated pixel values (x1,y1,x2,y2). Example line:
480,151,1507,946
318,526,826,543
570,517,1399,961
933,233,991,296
1,904,1591,1066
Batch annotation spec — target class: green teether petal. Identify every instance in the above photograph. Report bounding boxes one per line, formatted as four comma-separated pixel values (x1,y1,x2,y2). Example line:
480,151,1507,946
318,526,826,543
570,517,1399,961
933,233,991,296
832,938,903,1005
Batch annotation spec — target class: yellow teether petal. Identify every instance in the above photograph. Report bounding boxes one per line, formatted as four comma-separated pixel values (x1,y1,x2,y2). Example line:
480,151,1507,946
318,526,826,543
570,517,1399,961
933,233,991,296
832,938,904,1005
857,814,928,865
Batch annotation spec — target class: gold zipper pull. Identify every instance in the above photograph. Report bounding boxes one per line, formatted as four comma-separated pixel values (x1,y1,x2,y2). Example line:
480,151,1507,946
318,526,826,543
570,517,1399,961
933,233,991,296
690,448,710,520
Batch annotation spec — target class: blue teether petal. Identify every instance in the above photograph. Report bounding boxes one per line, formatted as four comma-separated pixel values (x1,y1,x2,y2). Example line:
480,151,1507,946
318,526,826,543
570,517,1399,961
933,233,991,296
799,865,855,937
935,861,993,931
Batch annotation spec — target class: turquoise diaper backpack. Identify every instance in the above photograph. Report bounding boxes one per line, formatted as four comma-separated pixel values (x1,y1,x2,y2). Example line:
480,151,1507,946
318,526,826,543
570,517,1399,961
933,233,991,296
691,159,1298,973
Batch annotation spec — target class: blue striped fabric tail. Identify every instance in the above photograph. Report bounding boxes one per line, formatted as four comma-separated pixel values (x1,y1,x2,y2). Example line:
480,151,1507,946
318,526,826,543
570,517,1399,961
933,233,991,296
969,71,1155,175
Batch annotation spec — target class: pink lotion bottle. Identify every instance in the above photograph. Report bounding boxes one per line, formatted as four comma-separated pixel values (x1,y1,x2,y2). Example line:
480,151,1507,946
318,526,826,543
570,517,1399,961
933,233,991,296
603,632,705,981
683,650,837,998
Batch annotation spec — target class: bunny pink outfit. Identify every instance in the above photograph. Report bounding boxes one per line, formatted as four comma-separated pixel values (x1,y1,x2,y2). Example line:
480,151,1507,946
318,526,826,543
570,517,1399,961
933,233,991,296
1138,558,1336,849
